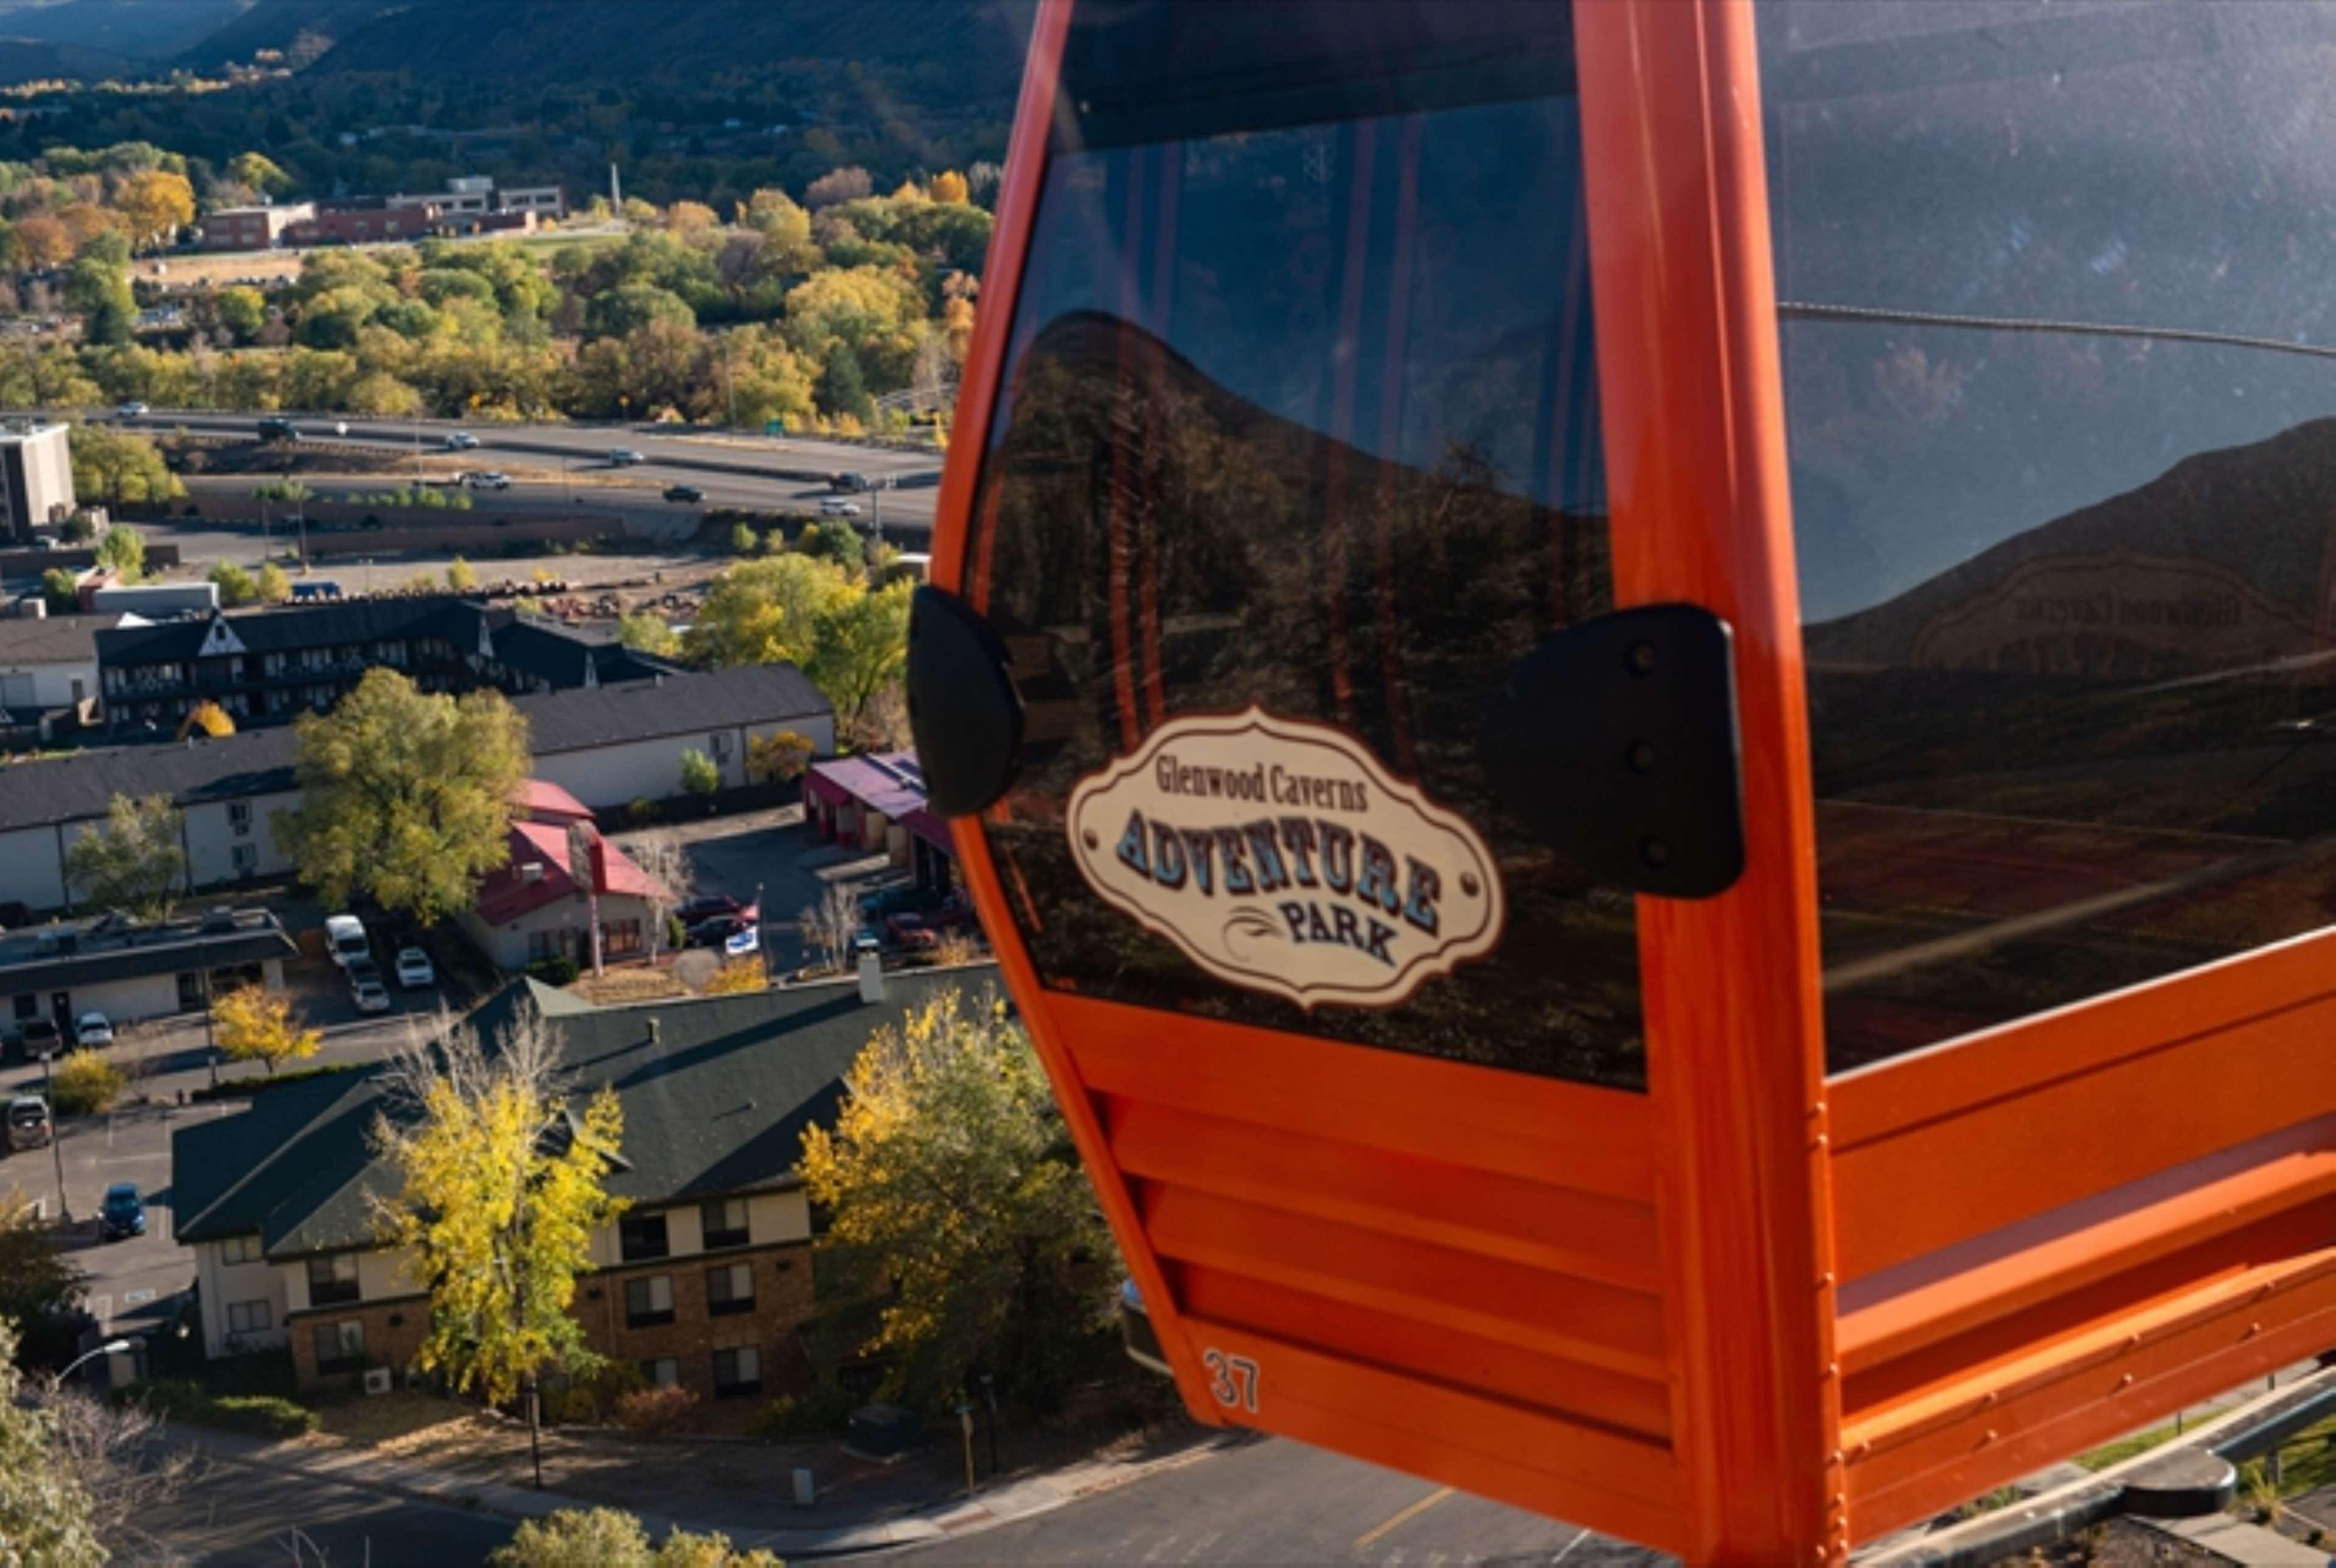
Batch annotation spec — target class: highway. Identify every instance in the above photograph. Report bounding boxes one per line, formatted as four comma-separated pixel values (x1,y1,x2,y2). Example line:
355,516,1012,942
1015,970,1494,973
111,408,943,535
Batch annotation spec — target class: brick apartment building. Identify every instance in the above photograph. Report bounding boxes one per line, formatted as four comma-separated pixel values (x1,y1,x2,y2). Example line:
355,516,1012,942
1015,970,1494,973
284,201,439,246
171,966,990,1397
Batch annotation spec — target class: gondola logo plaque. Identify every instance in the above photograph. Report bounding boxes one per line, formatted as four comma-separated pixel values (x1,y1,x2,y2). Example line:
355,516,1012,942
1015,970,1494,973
1066,707,1505,1009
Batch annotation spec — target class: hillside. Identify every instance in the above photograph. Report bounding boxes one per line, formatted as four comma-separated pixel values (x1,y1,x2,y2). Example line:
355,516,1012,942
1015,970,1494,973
0,0,242,60
193,0,1034,91
0,34,130,80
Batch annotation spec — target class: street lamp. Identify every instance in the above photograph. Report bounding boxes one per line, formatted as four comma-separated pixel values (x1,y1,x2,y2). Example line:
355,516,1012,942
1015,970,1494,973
59,1338,133,1384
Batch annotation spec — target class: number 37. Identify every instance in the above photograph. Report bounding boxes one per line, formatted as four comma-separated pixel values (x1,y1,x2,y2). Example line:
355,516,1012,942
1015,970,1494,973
1201,1348,1260,1414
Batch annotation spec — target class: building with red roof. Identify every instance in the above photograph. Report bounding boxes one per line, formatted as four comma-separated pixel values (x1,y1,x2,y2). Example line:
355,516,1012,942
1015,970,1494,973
460,786,669,971
802,751,954,894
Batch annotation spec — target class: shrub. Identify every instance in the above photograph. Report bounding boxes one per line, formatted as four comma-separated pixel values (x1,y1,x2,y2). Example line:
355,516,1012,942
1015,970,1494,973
625,797,659,826
745,1386,855,1440
679,749,721,800
702,958,765,995
48,1049,126,1115
114,1378,319,1438
613,1382,698,1435
189,1061,359,1103
526,955,581,987
541,1359,644,1426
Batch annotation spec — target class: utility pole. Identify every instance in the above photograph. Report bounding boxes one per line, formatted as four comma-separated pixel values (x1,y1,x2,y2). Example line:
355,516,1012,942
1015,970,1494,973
42,1050,68,1223
610,162,622,224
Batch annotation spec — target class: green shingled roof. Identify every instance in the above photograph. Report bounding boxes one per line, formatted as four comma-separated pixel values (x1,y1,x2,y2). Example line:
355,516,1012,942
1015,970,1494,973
172,966,1003,1259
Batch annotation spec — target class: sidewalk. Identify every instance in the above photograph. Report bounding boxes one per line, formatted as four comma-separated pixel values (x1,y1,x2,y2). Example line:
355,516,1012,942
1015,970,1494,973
167,1418,1242,1557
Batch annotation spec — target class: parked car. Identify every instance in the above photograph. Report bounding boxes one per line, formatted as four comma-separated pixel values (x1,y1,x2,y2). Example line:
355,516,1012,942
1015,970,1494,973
687,914,750,949
443,431,480,450
818,498,862,518
465,471,512,490
608,447,644,466
663,483,706,504
99,1182,145,1241
73,1012,113,1048
5,1095,51,1152
16,1019,59,1062
325,914,370,970
885,914,942,951
349,962,391,1014
673,895,743,927
393,947,435,989
115,400,148,418
830,471,871,493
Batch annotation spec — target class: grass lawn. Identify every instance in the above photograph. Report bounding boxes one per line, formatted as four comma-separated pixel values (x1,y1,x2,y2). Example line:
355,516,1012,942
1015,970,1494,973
2077,1421,2181,1471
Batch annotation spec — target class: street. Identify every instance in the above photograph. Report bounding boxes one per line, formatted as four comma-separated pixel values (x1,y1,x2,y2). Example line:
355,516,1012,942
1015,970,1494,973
141,1455,521,1566
120,408,942,535
895,1438,1653,1568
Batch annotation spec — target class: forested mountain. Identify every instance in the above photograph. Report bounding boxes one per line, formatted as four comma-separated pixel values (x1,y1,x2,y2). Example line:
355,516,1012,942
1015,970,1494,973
0,0,243,61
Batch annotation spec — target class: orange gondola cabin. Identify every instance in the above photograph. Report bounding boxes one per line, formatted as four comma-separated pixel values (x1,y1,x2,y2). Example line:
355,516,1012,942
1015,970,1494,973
906,1,2336,1560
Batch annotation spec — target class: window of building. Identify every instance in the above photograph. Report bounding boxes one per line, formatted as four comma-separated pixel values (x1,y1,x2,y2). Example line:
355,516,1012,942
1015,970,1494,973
619,1212,669,1263
706,1261,755,1316
712,1345,761,1398
313,1319,364,1372
527,928,566,963
624,1274,675,1328
709,732,732,762
603,919,642,958
232,844,259,876
639,1357,680,1387
226,1300,271,1334
307,1252,360,1306
221,1233,263,1266
229,801,252,836
700,1198,749,1251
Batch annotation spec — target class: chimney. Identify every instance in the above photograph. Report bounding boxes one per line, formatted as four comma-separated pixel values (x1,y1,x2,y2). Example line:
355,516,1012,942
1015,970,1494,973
857,952,884,1004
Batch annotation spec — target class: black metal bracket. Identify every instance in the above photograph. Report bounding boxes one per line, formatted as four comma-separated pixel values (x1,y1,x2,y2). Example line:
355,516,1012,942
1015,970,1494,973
1478,603,1745,898
905,585,1025,817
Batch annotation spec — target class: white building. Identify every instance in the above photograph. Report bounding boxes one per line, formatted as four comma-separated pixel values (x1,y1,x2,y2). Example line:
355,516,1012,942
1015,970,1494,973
0,611,116,715
0,906,294,1045
0,665,834,915
0,422,74,543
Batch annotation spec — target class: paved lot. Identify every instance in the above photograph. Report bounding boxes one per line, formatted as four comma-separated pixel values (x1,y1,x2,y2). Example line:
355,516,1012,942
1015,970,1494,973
1,962,440,1344
142,1456,521,1566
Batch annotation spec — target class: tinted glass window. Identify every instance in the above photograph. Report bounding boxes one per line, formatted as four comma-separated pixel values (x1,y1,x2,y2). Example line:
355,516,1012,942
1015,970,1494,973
965,5,1641,1086
1762,1,2336,1071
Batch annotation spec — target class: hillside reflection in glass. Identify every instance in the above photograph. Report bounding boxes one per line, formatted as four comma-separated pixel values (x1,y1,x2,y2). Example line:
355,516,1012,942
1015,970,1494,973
1764,1,2336,1071
963,16,1641,1086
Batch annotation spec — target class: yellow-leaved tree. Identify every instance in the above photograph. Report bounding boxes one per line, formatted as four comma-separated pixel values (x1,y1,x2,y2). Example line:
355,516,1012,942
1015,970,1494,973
374,1006,625,1417
745,730,815,785
799,988,1118,1406
211,986,320,1077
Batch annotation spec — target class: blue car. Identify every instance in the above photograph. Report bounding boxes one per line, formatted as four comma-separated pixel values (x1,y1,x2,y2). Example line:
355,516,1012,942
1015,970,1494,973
99,1182,145,1241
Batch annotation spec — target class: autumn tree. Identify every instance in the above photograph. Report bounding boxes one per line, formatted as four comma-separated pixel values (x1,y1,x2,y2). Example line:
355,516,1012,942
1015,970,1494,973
277,670,530,926
492,1507,780,1568
176,699,235,740
64,793,184,920
68,426,182,507
617,611,680,657
255,561,291,603
928,170,970,204
800,987,1119,1407
114,170,195,251
374,1006,626,1414
227,151,292,196
447,555,479,592
212,986,321,1077
207,561,255,606
746,729,815,785
10,211,71,270
805,166,874,209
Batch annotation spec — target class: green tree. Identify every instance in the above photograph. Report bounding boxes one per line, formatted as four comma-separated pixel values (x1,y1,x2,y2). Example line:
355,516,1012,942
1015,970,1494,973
374,1008,626,1412
40,567,78,615
68,426,182,507
616,612,680,657
276,669,531,926
208,560,255,606
679,748,721,801
729,520,758,556
214,285,267,343
583,283,695,340
813,341,873,424
0,1196,85,1367
684,553,858,670
447,555,479,592
0,1320,105,1568
62,257,134,345
255,562,291,603
800,987,1118,1407
228,151,292,196
809,577,911,738
64,792,185,920
92,524,145,581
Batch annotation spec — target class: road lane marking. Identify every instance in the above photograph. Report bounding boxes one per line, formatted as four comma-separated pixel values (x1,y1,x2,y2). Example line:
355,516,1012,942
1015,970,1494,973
1355,1486,1453,1550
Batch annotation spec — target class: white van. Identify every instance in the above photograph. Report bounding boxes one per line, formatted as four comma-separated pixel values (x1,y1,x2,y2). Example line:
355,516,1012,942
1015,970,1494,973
325,914,371,970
